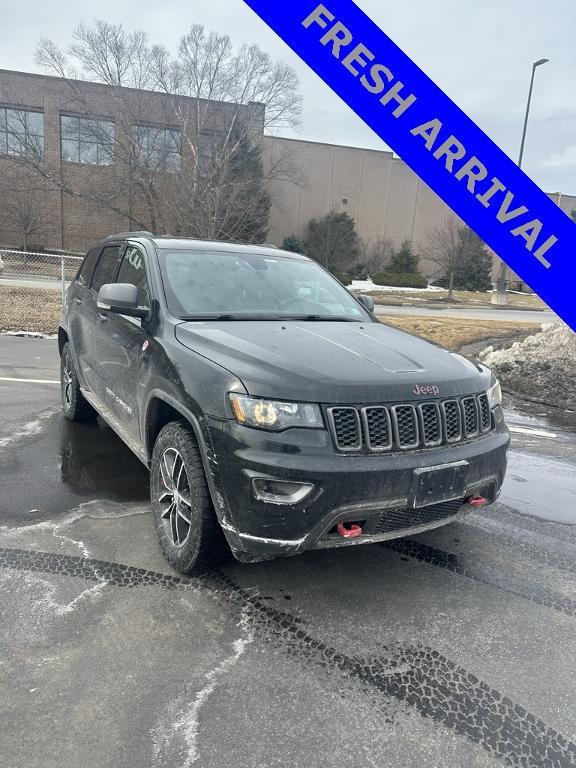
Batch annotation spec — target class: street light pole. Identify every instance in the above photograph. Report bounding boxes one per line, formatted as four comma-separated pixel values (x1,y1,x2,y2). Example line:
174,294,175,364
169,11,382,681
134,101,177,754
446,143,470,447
493,57,549,305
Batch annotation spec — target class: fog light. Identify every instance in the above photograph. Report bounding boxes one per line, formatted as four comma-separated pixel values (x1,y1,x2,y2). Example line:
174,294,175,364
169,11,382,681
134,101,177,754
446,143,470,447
252,478,315,505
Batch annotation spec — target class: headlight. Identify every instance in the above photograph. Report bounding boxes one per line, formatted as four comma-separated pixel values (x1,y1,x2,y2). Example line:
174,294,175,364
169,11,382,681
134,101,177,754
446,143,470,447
487,379,502,409
229,394,323,431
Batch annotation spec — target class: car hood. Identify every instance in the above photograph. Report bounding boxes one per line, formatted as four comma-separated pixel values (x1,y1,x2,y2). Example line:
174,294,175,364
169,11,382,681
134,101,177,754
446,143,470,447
175,320,491,403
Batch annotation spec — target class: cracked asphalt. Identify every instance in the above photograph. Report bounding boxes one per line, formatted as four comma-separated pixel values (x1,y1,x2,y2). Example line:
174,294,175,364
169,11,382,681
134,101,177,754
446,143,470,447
1,335,576,768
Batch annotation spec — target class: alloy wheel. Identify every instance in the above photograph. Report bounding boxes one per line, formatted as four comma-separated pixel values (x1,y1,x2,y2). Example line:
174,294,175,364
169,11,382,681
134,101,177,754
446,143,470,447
158,447,193,547
62,354,73,407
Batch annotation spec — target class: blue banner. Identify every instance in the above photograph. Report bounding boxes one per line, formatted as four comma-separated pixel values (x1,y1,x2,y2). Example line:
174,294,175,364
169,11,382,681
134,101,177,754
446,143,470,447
244,0,575,330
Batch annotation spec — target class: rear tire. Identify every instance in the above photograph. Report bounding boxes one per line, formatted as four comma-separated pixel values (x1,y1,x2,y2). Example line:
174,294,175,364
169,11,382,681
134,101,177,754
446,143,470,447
150,420,228,574
60,342,96,422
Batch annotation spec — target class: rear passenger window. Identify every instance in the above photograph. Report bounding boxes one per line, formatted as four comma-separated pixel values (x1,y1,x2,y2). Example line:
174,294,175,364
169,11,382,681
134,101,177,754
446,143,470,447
76,248,101,286
116,246,150,307
90,245,122,293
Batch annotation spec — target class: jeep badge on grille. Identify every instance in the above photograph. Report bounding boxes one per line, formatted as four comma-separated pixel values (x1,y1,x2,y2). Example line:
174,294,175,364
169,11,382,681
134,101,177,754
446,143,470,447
413,385,440,396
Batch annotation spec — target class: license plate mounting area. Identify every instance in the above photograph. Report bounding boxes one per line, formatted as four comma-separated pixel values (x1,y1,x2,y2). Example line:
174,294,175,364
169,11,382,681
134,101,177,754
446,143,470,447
411,461,469,508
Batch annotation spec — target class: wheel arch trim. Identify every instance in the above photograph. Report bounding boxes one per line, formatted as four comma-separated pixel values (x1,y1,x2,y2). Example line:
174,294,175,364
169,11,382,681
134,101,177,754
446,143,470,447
143,390,243,550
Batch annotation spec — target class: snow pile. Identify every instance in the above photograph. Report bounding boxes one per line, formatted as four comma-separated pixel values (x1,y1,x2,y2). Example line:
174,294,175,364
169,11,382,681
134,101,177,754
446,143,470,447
2,330,57,339
480,322,576,409
350,279,444,293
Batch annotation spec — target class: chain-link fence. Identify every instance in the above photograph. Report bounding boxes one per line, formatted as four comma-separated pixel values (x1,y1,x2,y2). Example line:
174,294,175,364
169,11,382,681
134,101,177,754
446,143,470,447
0,249,83,334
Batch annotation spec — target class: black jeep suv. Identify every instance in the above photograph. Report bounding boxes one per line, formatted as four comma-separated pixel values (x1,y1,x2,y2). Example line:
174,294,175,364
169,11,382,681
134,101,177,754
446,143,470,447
59,233,508,573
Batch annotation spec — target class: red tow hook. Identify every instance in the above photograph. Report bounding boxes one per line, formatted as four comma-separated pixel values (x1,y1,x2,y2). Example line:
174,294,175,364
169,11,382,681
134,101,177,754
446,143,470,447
467,495,488,508
337,522,363,539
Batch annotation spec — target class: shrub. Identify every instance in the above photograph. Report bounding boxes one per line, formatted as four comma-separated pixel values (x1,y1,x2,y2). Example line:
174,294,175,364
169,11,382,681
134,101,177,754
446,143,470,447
282,235,305,253
389,240,420,274
304,211,360,271
372,272,428,288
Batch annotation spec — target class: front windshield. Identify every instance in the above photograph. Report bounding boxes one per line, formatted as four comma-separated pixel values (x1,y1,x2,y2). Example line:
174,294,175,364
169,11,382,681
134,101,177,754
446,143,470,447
157,249,367,320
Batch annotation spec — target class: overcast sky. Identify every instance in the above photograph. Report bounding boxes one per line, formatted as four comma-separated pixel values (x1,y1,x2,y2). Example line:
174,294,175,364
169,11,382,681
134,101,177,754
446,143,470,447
0,0,574,194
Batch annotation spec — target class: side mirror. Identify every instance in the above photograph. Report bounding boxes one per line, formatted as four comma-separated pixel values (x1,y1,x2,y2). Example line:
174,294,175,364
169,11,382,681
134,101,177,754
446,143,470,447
97,283,148,319
356,294,375,313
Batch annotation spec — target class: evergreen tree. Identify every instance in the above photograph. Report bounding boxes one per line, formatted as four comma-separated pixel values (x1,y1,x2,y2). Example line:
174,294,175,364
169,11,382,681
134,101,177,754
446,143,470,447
389,240,419,273
282,235,305,253
304,211,360,271
222,134,271,244
453,227,493,291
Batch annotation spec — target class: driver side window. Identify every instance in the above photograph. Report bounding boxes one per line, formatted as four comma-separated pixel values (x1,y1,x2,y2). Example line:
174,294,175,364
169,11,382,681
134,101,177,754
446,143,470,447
90,245,122,293
116,246,150,308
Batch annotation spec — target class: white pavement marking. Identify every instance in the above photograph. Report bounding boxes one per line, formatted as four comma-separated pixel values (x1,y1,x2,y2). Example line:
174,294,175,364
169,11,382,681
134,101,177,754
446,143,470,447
0,376,59,384
509,425,558,439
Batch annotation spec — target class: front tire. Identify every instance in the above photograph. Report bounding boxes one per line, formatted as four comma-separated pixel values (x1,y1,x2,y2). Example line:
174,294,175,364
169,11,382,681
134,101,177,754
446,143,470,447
60,342,96,422
150,421,228,574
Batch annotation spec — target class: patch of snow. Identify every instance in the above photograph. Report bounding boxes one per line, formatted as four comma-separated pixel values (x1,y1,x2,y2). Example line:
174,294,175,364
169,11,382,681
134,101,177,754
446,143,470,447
2,330,58,339
350,279,445,293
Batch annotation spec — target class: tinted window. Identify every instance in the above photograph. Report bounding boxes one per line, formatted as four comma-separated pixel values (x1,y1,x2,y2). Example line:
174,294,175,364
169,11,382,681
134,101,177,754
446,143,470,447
116,246,150,307
76,248,101,286
90,245,122,293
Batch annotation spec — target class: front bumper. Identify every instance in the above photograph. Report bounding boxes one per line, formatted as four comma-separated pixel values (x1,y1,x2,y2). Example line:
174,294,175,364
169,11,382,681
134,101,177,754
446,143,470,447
207,410,509,559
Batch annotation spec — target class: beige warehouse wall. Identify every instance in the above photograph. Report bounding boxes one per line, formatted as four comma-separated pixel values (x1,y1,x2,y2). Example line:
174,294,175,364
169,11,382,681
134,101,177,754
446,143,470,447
265,135,574,285
264,135,464,279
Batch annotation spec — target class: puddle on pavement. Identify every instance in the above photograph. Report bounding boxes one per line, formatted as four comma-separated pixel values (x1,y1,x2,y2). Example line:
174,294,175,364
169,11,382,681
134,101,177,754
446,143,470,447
504,394,576,432
0,413,149,523
500,451,576,525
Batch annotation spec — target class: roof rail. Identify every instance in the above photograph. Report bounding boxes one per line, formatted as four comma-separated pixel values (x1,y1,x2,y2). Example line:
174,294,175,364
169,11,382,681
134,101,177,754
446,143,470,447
260,243,279,249
103,231,154,240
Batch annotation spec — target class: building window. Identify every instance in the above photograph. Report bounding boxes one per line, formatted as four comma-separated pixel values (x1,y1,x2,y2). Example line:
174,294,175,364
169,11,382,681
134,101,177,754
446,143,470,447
134,125,181,173
61,115,115,166
0,107,44,157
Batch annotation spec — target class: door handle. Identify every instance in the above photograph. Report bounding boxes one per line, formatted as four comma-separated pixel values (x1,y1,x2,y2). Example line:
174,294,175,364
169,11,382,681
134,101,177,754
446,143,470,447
98,313,109,323
74,297,82,305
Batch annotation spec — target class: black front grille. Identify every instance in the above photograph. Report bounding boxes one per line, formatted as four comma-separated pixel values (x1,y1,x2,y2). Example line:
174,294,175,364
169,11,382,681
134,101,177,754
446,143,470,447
328,407,361,451
442,400,462,442
392,405,419,449
478,393,491,432
418,402,442,446
328,392,492,453
362,406,392,450
462,397,479,437
374,498,465,534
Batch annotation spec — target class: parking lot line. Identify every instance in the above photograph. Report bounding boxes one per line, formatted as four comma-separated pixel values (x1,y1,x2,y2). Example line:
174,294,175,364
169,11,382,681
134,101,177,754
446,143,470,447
0,376,59,384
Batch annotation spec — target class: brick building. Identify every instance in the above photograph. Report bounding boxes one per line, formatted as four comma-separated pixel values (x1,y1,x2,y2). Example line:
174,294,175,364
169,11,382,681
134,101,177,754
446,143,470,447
0,68,265,252
0,67,574,287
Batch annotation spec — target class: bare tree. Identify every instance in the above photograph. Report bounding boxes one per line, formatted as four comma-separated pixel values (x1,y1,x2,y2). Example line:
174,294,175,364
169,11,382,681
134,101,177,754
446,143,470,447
11,21,303,242
424,219,463,300
3,189,51,251
149,24,301,238
357,236,394,277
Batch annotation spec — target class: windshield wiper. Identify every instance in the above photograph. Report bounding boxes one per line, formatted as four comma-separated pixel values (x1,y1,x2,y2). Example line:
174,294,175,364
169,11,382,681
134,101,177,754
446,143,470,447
293,315,363,322
179,313,285,321
178,313,364,322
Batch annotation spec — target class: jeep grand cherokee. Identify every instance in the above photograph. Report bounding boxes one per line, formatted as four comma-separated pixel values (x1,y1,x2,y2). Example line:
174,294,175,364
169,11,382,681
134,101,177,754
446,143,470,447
59,233,508,574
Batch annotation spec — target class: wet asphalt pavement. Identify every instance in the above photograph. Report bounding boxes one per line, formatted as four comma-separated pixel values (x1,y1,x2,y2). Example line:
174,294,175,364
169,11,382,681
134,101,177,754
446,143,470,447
1,336,576,768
